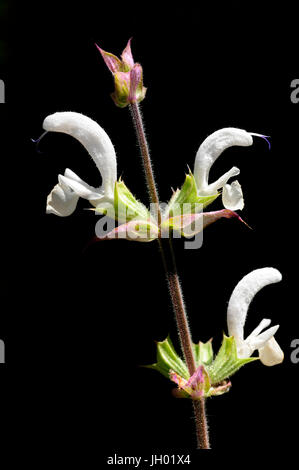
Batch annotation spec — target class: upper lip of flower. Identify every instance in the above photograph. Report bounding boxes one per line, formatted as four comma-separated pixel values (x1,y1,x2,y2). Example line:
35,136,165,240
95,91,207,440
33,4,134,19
193,128,269,211
43,111,117,217
226,267,284,365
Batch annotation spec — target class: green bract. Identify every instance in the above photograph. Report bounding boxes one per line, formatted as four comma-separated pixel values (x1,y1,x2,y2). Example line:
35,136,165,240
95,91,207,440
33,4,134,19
146,335,258,399
95,179,151,223
163,172,219,219
207,335,258,384
146,337,189,380
114,180,151,222
94,174,243,242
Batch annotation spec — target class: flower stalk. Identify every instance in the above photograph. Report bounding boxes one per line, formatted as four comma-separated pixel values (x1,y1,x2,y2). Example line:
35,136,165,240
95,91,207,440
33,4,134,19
128,101,210,449
193,400,210,449
129,102,161,226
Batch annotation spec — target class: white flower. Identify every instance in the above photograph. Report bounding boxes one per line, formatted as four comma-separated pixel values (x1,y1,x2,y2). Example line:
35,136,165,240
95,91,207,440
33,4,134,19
194,128,268,211
44,112,117,216
227,267,284,366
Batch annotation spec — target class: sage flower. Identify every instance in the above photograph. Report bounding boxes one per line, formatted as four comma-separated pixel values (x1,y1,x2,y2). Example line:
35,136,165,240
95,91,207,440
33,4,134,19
227,267,284,366
44,111,117,217
193,128,269,211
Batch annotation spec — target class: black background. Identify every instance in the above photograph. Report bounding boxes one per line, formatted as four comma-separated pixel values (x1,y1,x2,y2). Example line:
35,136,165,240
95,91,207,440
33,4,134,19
1,2,299,464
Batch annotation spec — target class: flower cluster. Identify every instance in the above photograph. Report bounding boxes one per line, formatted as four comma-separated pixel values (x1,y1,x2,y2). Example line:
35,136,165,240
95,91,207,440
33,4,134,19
149,267,283,400
43,112,267,241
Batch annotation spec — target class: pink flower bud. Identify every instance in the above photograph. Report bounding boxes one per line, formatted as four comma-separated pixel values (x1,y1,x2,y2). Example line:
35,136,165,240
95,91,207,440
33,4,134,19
96,39,147,108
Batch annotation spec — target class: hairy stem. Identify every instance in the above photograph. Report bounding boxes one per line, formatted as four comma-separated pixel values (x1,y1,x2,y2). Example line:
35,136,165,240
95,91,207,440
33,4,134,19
129,102,161,226
158,237,197,374
129,101,209,449
159,238,209,449
193,400,210,449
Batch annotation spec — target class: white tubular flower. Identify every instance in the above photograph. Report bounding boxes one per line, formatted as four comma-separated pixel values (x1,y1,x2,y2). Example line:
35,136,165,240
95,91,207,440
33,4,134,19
194,128,268,211
44,112,117,216
227,268,284,366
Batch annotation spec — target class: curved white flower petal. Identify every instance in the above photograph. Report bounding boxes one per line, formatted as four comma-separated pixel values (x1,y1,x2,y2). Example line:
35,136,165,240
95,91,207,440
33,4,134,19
227,268,282,348
222,180,244,210
46,180,79,217
259,337,284,366
64,168,87,183
194,128,253,194
59,171,103,201
43,112,117,198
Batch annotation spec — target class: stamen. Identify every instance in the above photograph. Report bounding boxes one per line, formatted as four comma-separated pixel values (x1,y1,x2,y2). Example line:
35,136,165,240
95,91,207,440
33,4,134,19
31,131,48,153
250,133,271,150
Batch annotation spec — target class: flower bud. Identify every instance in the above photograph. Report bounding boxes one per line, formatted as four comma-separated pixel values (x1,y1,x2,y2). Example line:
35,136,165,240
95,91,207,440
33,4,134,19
96,39,146,108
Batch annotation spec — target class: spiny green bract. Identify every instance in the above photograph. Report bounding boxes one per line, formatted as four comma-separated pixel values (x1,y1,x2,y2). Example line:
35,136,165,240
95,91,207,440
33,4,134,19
145,335,258,399
163,171,219,219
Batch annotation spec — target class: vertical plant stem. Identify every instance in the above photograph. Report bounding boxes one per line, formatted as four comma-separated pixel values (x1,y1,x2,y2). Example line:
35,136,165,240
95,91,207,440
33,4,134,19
193,400,210,449
129,101,209,449
159,237,210,449
158,237,197,375
129,102,161,226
